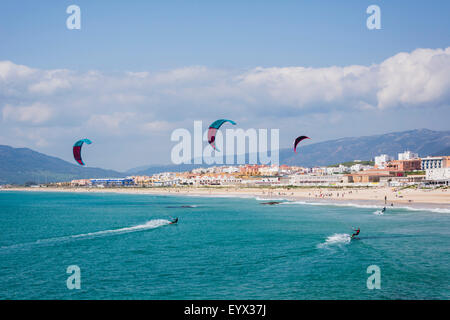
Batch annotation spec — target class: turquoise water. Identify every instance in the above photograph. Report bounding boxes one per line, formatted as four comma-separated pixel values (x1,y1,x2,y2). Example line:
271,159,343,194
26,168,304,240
0,191,449,300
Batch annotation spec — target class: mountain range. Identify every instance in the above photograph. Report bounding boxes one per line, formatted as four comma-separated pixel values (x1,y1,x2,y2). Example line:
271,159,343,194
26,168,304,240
129,128,450,175
0,145,122,185
279,128,450,167
1,129,449,184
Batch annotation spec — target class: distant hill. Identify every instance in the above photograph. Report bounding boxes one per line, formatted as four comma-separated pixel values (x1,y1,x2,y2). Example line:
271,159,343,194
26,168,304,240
131,129,450,175
433,146,450,156
2,129,449,183
127,163,204,176
0,145,124,185
278,128,450,167
327,160,375,168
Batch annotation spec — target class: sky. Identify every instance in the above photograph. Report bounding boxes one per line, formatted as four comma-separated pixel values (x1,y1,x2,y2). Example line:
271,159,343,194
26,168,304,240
0,0,449,171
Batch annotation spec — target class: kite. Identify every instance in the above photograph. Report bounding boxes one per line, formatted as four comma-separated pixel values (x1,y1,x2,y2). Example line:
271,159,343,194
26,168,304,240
293,136,310,153
73,138,92,166
207,119,236,151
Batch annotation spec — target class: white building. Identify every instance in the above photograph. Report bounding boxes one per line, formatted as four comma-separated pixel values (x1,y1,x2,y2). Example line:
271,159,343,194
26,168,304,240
326,165,348,175
258,165,279,176
426,168,450,181
221,166,239,174
289,174,343,186
350,164,362,172
374,154,393,168
191,167,207,174
311,167,326,175
421,156,449,170
398,150,419,160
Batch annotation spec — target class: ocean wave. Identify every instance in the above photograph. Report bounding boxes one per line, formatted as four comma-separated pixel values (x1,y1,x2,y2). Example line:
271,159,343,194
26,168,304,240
280,200,450,213
255,197,287,201
394,206,450,214
166,205,198,208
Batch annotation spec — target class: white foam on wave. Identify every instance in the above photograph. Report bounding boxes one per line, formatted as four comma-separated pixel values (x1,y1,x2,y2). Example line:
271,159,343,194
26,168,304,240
281,200,379,210
281,200,450,213
373,210,384,215
280,200,327,206
184,193,255,199
172,193,450,214
318,233,351,248
1,219,171,251
255,197,286,201
396,206,450,214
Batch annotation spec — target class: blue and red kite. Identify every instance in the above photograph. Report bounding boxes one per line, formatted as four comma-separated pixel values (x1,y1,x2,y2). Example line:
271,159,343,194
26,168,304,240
73,138,92,166
207,119,236,151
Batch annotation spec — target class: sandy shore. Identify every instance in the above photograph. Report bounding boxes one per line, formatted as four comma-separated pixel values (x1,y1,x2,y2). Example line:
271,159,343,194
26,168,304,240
2,186,450,211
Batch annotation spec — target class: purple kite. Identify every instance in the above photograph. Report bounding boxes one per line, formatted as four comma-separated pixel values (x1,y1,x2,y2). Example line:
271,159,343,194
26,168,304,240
294,136,310,153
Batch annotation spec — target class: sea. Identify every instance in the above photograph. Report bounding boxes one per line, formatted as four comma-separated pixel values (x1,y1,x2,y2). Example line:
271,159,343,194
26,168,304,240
0,191,449,299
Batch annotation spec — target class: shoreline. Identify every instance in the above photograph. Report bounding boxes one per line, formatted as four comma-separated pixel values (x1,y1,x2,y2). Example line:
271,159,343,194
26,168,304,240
2,186,450,213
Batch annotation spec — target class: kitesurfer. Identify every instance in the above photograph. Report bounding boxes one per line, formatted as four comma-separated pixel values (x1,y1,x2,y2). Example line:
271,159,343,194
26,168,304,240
381,207,386,213
170,217,178,224
351,227,360,239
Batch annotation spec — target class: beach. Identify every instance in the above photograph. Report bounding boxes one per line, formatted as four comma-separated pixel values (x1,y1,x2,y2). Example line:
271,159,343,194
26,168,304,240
3,185,450,211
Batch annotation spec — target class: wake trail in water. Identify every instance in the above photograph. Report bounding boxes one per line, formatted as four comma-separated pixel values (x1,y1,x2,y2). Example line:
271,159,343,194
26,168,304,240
0,219,171,251
166,205,198,208
317,233,351,248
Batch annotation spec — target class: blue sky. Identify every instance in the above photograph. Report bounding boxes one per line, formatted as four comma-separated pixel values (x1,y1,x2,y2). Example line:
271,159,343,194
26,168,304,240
1,0,449,70
0,1,449,170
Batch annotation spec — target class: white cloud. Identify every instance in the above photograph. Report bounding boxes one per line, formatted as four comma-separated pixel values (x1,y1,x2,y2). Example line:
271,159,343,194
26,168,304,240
0,60,35,80
2,103,53,124
235,48,450,111
140,120,173,133
237,64,376,108
376,48,450,108
0,47,449,169
1,47,448,122
28,76,71,95
87,112,136,131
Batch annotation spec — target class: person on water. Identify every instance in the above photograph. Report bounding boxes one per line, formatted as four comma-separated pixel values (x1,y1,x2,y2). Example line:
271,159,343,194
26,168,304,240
351,227,360,239
382,207,386,213
170,217,178,224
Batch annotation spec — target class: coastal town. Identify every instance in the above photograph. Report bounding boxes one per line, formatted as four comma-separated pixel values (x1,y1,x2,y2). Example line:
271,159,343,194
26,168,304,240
67,151,450,189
